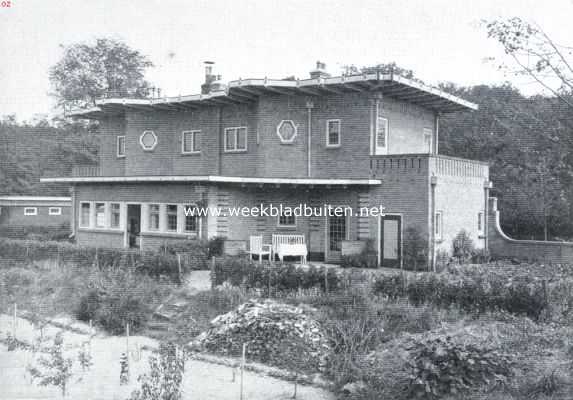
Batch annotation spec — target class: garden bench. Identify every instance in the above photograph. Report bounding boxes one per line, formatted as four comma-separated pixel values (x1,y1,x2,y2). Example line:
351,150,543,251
272,234,307,264
248,235,271,263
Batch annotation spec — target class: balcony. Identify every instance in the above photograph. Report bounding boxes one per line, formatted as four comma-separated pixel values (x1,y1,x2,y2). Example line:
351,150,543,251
370,154,488,180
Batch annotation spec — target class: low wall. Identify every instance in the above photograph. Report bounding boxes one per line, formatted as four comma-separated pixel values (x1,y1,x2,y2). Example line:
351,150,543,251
488,197,573,263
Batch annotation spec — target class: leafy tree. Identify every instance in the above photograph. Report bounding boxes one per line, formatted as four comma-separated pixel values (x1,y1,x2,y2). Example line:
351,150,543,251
484,17,573,109
49,38,154,109
27,333,74,397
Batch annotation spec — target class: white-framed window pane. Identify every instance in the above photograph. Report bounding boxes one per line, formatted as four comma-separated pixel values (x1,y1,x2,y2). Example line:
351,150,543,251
95,203,106,227
149,204,160,230
478,211,484,233
80,203,91,227
110,203,121,228
117,136,126,157
24,207,37,216
377,117,388,148
225,129,236,151
49,207,62,215
327,120,340,146
182,131,193,153
193,131,201,152
236,127,247,150
278,215,296,227
423,128,432,153
166,204,178,231
435,211,442,239
184,205,198,232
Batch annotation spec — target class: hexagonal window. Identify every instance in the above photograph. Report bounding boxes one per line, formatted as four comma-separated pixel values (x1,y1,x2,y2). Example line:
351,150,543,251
140,130,158,151
276,120,297,143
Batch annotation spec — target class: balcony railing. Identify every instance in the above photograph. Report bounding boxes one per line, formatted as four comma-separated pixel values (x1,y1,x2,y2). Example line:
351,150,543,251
370,154,488,179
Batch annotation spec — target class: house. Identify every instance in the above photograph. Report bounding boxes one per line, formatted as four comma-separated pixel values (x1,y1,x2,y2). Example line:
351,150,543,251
41,62,490,268
0,196,71,234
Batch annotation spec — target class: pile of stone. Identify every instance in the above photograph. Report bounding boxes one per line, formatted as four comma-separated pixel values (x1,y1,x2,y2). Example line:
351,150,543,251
191,299,330,372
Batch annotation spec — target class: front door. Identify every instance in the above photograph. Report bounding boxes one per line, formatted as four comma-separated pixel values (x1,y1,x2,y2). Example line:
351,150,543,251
381,215,401,268
126,204,141,249
327,214,347,262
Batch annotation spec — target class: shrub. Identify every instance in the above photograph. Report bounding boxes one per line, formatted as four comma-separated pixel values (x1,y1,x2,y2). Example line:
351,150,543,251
452,230,474,264
403,227,428,271
75,289,101,322
405,336,513,399
340,239,378,269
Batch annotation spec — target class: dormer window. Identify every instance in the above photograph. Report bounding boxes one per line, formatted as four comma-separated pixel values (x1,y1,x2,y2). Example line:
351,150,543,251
224,127,247,152
140,131,158,151
182,130,201,154
277,120,297,143
117,136,126,158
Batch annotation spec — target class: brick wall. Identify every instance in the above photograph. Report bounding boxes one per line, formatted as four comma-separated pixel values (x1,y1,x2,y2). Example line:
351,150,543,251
0,205,70,227
488,197,573,263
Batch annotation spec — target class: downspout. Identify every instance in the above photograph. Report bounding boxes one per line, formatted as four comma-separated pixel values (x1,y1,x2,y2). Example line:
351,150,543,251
69,185,76,239
430,175,438,272
483,180,492,251
306,100,314,177
433,113,440,154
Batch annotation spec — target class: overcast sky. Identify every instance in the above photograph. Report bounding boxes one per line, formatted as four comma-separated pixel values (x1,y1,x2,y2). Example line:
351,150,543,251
1,0,572,121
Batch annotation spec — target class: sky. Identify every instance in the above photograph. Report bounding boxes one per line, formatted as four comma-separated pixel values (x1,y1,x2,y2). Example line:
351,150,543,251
1,0,573,121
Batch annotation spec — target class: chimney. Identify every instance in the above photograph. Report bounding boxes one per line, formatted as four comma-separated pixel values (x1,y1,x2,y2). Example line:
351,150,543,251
201,61,216,94
309,61,330,79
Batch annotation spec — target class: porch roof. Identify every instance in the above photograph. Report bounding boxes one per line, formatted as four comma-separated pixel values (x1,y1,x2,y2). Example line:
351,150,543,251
68,73,477,119
39,175,382,185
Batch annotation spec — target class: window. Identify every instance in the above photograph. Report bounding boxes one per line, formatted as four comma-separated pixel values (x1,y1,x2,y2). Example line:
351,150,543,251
182,130,201,154
224,127,247,152
277,120,297,143
376,117,388,149
49,207,62,216
184,205,198,232
149,204,160,231
139,130,158,151
110,203,121,228
278,214,296,227
80,203,91,228
24,207,37,216
117,136,126,157
326,119,341,147
435,211,443,240
166,204,178,231
95,203,106,228
478,211,484,235
423,128,432,153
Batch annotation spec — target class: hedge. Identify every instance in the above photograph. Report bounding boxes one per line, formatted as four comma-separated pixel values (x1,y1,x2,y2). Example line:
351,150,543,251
0,238,209,282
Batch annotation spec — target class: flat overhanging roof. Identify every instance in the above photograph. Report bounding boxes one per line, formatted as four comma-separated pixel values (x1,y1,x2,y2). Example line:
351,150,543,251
0,196,71,206
69,73,478,119
40,175,381,186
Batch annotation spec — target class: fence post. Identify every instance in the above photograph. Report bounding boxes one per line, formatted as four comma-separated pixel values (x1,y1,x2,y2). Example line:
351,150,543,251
210,256,216,290
125,322,130,382
240,343,247,400
324,268,329,295
177,254,182,283
13,303,17,340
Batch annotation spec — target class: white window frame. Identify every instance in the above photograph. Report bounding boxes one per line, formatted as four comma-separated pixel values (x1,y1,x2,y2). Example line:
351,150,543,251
183,204,199,233
276,120,298,144
148,204,160,231
94,202,106,228
48,207,62,216
224,127,248,152
181,130,201,154
277,214,297,228
326,119,341,148
110,203,122,229
139,130,158,151
79,202,91,228
374,116,389,155
435,211,443,241
24,207,37,216
478,211,484,235
117,135,126,158
166,204,178,232
423,128,432,154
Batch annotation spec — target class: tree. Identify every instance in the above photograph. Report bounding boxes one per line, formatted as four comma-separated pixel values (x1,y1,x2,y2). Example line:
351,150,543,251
49,38,154,109
341,62,420,81
484,17,573,109
27,333,74,397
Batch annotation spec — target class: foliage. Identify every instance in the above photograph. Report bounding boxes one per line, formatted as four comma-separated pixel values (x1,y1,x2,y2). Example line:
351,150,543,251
341,61,419,81
212,256,340,295
403,227,429,271
27,333,74,397
158,235,224,262
452,230,474,264
404,336,513,399
50,38,153,109
0,223,71,241
340,239,378,269
129,342,186,400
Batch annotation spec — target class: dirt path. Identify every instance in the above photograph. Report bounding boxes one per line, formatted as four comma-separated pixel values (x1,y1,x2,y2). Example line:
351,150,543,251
0,314,334,400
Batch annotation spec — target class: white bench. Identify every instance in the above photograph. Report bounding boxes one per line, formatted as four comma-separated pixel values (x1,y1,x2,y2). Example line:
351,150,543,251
272,234,307,264
248,235,271,263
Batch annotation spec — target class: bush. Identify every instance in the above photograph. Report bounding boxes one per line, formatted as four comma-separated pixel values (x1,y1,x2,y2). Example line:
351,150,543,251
340,239,378,269
403,227,428,271
452,230,474,264
405,335,513,399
